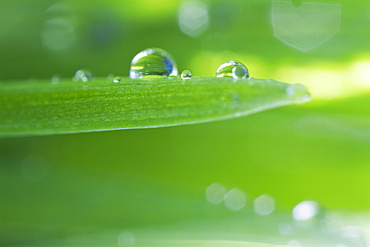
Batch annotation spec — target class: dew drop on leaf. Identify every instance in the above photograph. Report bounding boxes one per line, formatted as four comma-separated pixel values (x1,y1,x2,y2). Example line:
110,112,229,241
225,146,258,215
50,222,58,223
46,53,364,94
113,76,121,83
129,48,178,79
286,84,311,102
216,60,249,79
73,69,94,82
181,70,192,79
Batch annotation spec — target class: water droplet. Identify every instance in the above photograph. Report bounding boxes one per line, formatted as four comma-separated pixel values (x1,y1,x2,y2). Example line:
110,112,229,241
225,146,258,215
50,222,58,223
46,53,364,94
224,188,246,211
113,76,121,83
216,60,249,79
181,70,192,79
51,74,60,84
254,194,275,216
129,48,178,79
292,200,319,221
286,84,311,103
73,69,93,82
206,183,226,204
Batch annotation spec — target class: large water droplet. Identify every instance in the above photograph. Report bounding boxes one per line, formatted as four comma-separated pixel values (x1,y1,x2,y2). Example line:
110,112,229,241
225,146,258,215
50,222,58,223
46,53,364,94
181,70,192,79
129,48,178,79
216,60,249,79
73,69,93,82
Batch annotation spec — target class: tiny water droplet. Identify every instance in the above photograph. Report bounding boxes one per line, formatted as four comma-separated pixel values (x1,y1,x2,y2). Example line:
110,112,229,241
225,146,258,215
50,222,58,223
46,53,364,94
129,48,178,79
113,76,121,83
73,69,93,82
286,84,311,103
181,70,192,79
216,60,249,79
51,74,60,84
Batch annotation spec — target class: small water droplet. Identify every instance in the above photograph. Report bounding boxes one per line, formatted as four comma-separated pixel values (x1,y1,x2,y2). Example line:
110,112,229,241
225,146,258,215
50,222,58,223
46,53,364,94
113,76,121,83
216,60,249,79
286,84,311,103
129,48,178,79
73,69,93,82
181,70,192,79
51,74,60,84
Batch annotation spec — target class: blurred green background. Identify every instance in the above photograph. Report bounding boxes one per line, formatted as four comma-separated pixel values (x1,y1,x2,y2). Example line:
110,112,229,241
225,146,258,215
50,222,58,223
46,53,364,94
1,0,370,246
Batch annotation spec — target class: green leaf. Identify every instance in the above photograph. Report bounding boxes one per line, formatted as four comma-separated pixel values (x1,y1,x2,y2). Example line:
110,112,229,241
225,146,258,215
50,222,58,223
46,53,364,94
0,76,310,137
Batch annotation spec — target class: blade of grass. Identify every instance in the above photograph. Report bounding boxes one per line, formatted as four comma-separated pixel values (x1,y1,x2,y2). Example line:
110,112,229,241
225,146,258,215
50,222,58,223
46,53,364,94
0,76,310,137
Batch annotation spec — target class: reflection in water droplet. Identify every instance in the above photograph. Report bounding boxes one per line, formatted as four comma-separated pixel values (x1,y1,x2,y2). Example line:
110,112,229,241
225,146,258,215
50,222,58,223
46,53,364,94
271,0,341,51
224,188,246,211
254,194,275,216
206,183,226,204
51,75,60,84
118,232,135,246
113,76,121,83
178,1,209,37
181,70,192,79
293,200,319,221
73,69,94,82
129,48,178,79
216,60,249,79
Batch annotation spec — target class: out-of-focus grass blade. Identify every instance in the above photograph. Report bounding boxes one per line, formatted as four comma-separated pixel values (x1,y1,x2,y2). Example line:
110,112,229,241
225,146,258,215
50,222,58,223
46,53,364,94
0,76,310,137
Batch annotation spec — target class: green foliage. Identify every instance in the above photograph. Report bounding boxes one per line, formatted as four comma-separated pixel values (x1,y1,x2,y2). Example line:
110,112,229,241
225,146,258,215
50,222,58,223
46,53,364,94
0,77,309,137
